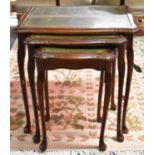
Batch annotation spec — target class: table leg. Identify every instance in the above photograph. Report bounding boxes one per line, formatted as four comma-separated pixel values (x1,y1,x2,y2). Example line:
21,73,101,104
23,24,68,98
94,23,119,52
110,52,116,111
28,46,40,143
99,62,112,151
116,44,125,142
44,71,50,121
91,0,96,5
97,70,104,122
56,0,60,6
37,64,47,152
122,34,134,134
17,35,31,133
134,63,142,73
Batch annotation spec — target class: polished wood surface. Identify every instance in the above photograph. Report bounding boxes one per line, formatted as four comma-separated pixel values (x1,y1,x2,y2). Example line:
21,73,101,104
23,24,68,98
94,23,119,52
17,34,31,134
27,45,40,143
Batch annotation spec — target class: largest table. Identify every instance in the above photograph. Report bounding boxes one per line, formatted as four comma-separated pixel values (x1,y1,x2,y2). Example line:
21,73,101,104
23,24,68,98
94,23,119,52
15,5,138,136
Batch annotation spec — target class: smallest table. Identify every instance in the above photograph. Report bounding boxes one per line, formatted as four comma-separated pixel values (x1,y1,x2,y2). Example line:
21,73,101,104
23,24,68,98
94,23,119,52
35,46,115,151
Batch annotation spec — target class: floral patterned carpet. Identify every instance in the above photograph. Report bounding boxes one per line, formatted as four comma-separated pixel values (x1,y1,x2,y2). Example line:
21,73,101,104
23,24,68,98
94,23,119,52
10,37,144,154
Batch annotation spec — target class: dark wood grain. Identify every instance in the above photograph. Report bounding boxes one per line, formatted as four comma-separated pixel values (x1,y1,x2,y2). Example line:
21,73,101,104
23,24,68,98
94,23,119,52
122,34,134,134
116,43,125,142
28,45,40,143
36,65,47,152
97,70,104,122
44,71,50,121
56,0,60,6
17,34,31,134
99,60,112,151
110,49,116,110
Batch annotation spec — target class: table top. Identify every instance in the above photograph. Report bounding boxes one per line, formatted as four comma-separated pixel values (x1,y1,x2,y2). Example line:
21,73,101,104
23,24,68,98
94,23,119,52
17,5,138,34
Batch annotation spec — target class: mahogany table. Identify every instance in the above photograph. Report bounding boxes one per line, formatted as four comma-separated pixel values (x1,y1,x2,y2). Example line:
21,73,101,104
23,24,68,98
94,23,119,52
15,5,138,140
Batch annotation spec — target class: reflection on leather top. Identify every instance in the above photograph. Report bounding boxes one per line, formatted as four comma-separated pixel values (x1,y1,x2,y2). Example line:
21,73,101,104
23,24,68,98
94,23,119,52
21,6,136,29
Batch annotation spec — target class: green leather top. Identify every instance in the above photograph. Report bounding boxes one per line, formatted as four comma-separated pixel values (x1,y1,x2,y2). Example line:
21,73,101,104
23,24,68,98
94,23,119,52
21,6,133,29
30,34,120,40
34,47,115,60
39,47,110,53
